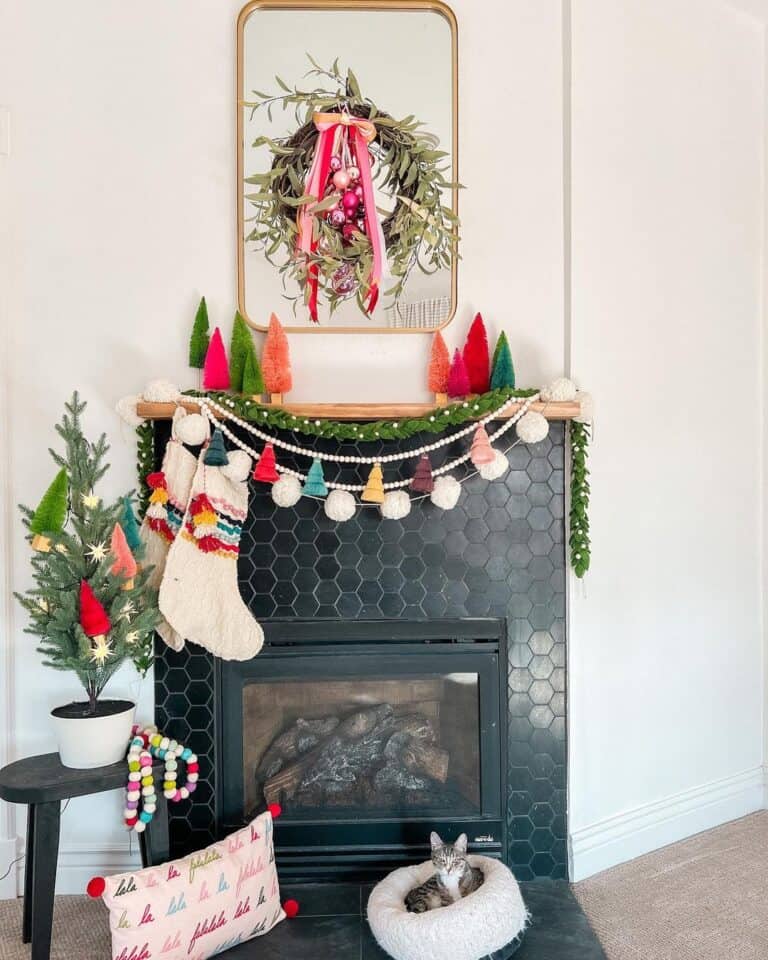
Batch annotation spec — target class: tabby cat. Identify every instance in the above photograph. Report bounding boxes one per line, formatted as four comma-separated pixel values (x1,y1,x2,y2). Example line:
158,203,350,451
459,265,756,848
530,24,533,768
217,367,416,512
405,832,484,913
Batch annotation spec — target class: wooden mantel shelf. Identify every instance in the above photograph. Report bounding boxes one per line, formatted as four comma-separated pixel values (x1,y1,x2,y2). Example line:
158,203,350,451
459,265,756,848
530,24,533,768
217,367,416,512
136,399,581,422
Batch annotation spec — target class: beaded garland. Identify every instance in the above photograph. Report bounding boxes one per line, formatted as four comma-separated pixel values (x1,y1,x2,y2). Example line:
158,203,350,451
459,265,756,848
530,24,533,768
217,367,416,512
124,725,199,834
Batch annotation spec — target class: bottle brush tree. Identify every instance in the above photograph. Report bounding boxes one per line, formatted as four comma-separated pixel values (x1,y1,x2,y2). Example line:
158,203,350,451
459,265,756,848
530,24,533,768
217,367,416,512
427,331,450,396
490,331,516,389
189,297,210,369
262,313,293,396
15,393,159,713
229,310,255,393
462,312,490,393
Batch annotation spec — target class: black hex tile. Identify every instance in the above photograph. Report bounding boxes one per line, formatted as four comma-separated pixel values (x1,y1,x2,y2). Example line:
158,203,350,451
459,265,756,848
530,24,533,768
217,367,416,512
154,421,568,879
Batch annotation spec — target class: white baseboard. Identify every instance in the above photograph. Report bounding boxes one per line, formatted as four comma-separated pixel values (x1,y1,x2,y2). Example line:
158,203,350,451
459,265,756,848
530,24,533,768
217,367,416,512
570,765,766,882
0,836,18,900
11,842,143,898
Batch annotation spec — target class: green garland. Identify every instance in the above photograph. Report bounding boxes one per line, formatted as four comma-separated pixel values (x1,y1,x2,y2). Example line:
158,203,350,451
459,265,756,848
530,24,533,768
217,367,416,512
137,388,590,576
569,421,591,578
135,421,154,519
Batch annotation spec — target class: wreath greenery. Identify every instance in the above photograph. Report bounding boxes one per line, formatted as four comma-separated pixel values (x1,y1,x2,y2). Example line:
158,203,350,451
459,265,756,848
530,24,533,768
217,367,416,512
244,57,460,317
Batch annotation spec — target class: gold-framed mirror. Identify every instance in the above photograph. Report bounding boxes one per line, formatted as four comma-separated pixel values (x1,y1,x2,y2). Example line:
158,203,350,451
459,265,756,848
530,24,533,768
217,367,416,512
236,0,459,333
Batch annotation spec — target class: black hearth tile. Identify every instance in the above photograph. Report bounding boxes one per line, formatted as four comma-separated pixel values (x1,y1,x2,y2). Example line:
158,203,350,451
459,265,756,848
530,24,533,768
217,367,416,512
361,922,392,959
515,882,607,959
225,915,362,959
280,883,362,917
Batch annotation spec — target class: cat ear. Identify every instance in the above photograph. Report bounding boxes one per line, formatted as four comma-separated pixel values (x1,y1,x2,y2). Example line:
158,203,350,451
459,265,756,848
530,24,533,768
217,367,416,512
454,833,468,854
430,831,443,849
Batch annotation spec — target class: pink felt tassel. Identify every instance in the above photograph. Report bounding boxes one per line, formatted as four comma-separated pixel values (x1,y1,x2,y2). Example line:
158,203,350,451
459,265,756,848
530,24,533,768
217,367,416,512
203,327,230,391
470,425,496,466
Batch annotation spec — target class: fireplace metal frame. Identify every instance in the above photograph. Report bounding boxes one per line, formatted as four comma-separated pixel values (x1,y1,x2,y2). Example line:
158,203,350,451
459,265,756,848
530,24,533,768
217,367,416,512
215,618,508,881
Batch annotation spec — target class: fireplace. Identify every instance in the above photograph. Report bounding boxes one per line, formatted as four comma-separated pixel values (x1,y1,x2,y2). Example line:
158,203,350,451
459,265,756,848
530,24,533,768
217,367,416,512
216,619,506,879
153,418,568,880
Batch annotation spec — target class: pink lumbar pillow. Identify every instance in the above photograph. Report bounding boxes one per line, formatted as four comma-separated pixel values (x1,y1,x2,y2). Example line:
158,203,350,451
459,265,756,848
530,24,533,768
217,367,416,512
94,810,284,960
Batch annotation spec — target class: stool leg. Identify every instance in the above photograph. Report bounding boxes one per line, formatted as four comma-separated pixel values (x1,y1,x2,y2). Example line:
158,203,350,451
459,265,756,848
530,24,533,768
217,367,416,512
30,801,60,960
22,804,36,943
140,789,170,867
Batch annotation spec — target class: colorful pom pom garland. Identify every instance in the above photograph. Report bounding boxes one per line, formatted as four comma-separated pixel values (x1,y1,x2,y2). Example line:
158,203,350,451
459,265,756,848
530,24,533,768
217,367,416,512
124,725,199,834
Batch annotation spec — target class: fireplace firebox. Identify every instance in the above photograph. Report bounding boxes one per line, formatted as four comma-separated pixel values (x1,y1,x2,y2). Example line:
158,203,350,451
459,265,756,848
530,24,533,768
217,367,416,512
216,619,507,880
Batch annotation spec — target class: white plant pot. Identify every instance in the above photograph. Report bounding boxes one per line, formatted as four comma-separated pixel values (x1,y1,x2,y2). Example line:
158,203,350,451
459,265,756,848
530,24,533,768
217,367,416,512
51,699,135,769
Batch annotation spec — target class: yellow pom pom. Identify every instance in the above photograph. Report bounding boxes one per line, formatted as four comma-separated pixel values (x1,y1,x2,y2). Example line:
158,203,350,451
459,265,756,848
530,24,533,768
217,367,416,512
163,780,176,791
128,761,140,772
141,776,153,787
150,734,162,747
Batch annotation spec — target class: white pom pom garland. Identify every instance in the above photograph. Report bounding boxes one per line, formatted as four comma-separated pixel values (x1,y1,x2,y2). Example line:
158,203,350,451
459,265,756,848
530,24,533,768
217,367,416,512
221,449,252,483
541,377,577,402
324,489,357,522
516,411,550,444
381,490,411,520
479,449,509,481
142,379,182,403
271,475,302,508
430,476,461,510
174,412,209,446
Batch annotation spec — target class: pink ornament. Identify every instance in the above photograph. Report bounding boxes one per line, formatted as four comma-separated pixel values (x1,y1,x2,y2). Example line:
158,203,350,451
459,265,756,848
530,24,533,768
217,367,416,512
330,156,342,172
342,190,359,210
332,170,351,190
332,263,357,296
329,209,346,228
354,184,364,198
347,165,360,181
345,210,357,222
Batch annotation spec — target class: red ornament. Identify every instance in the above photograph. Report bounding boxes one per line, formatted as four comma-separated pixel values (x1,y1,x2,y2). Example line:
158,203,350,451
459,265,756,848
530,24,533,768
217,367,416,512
447,349,471,398
86,876,106,899
342,223,359,242
463,312,490,393
253,443,279,483
203,327,231,391
79,580,111,637
268,802,282,820
283,899,300,919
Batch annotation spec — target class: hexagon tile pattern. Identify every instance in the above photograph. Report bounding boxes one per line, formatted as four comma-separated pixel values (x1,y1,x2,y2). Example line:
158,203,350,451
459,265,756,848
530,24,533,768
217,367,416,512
153,420,568,880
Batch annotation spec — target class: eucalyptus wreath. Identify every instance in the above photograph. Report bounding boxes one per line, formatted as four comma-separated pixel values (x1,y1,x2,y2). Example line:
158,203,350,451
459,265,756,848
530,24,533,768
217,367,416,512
243,57,460,317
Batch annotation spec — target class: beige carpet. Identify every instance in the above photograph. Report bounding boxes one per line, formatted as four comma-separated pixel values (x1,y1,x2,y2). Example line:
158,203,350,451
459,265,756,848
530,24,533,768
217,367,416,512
1,813,767,958
574,811,768,959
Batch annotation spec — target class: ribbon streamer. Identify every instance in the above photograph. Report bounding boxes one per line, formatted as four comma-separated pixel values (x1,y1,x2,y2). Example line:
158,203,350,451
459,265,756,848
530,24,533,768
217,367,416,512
296,112,384,322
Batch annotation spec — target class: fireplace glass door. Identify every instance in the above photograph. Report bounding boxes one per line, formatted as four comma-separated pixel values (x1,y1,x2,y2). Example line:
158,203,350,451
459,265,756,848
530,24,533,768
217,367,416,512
243,672,481,821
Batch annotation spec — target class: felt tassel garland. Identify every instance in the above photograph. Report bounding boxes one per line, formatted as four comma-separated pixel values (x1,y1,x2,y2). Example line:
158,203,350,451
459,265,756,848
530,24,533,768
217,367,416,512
361,463,385,504
204,429,230,467
253,442,280,483
470,425,496,466
410,455,434,494
302,459,328,498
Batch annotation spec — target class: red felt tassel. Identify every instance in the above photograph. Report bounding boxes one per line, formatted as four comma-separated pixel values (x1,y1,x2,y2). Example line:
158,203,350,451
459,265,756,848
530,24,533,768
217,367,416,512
146,471,167,491
253,442,280,483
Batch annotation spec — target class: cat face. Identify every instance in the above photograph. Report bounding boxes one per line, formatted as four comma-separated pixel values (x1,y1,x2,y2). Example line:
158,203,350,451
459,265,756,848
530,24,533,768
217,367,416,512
430,832,468,879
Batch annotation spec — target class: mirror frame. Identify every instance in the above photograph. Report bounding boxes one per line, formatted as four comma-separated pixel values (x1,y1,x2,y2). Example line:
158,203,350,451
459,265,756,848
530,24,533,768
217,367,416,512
236,0,459,334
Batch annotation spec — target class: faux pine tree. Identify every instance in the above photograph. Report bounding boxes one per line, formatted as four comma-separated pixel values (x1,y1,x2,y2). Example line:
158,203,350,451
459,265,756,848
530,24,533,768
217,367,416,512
189,297,210,369
15,393,159,713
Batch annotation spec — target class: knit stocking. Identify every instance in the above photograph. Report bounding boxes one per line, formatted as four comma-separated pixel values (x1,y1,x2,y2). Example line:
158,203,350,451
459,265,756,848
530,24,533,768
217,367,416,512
158,449,264,661
140,409,200,652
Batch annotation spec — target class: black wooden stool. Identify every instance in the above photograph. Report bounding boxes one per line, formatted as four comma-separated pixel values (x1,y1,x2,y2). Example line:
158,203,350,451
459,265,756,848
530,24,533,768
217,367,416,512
0,752,169,960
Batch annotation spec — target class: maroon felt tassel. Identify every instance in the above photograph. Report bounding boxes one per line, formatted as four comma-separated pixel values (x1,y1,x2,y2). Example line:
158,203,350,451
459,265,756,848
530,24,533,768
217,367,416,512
410,454,434,494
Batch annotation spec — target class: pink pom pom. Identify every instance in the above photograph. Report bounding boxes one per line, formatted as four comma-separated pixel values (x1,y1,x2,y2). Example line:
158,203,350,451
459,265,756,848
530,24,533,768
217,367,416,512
87,876,106,898
268,802,282,820
283,898,300,918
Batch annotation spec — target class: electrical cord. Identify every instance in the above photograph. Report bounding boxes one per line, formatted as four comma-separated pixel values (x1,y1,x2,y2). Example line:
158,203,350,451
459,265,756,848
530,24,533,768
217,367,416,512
0,799,71,882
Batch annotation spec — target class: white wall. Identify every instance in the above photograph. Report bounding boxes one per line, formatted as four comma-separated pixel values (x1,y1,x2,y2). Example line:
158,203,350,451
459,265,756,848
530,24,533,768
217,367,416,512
0,0,765,894
568,0,767,878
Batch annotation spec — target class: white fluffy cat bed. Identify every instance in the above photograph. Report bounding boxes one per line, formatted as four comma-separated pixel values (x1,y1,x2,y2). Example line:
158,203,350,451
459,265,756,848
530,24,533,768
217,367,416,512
367,855,528,960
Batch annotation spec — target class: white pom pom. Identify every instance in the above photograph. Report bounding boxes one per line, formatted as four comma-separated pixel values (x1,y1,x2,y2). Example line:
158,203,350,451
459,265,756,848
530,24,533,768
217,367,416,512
516,411,550,444
381,490,411,520
175,413,208,446
430,476,461,510
479,449,509,481
134,820,147,833
272,475,302,508
324,489,356,522
221,449,252,483
115,395,144,427
541,377,577,402
575,391,594,424
143,379,182,403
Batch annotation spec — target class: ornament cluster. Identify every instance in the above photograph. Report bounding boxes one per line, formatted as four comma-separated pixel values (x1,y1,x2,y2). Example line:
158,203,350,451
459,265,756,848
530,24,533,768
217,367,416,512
323,155,367,296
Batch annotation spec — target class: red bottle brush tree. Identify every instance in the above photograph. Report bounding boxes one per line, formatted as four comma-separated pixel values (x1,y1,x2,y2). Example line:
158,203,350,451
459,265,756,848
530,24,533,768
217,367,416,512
203,327,231,391
447,350,471,398
463,313,490,394
428,331,451,398
262,313,292,400
79,580,112,638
